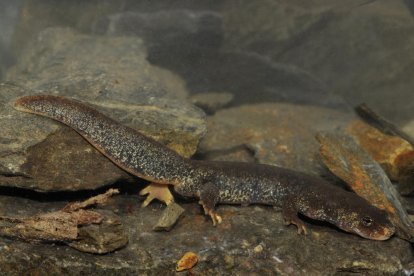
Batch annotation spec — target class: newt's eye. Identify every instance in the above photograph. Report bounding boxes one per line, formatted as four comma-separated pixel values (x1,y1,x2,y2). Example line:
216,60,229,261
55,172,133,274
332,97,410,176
362,216,373,226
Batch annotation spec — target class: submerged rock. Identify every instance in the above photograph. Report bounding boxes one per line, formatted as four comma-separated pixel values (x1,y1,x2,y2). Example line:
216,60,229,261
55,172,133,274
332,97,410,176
349,120,414,185
317,132,414,241
0,27,206,192
198,103,353,175
153,202,185,232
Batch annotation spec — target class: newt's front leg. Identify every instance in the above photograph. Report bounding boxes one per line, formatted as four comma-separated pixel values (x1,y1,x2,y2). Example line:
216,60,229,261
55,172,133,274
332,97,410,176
197,182,222,226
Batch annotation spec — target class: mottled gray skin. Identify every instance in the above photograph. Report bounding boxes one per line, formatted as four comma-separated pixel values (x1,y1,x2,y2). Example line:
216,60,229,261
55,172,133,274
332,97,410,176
177,161,395,240
14,95,395,240
14,95,193,184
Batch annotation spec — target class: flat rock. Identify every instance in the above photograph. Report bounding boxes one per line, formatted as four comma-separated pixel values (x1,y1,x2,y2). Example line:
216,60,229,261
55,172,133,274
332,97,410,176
0,27,206,192
153,202,185,232
198,103,353,175
0,193,411,275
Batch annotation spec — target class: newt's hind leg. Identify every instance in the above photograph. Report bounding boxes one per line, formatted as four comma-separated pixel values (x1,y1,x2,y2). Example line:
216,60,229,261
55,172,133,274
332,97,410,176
198,182,222,226
139,183,174,207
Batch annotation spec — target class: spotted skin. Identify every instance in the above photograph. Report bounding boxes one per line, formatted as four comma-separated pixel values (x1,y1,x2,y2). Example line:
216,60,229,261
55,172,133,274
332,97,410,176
14,95,192,184
14,95,395,240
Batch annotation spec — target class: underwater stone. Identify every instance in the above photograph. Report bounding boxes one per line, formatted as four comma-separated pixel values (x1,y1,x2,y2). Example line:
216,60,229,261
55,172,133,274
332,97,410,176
0,27,206,192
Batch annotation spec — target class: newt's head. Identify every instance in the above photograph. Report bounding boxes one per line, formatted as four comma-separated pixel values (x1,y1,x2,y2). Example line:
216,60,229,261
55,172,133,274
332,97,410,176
321,191,395,240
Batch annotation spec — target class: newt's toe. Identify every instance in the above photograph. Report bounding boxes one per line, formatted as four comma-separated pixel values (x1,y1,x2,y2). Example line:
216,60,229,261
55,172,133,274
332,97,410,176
283,217,308,235
296,224,308,235
139,183,174,207
209,210,222,226
198,199,222,226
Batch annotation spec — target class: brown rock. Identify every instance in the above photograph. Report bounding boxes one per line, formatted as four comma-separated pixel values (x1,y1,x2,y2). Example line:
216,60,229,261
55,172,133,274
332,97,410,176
317,132,414,241
348,119,414,182
199,103,352,175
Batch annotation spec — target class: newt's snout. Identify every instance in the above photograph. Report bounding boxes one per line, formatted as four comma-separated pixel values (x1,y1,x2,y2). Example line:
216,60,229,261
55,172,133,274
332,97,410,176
334,206,395,240
349,217,395,241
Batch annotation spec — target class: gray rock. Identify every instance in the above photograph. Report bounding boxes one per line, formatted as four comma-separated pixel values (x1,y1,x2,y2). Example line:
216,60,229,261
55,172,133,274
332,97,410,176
7,27,188,100
153,202,185,231
0,27,206,191
198,103,353,176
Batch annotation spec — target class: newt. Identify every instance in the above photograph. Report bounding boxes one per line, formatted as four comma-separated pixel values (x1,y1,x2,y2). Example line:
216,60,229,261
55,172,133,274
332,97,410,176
14,95,395,240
